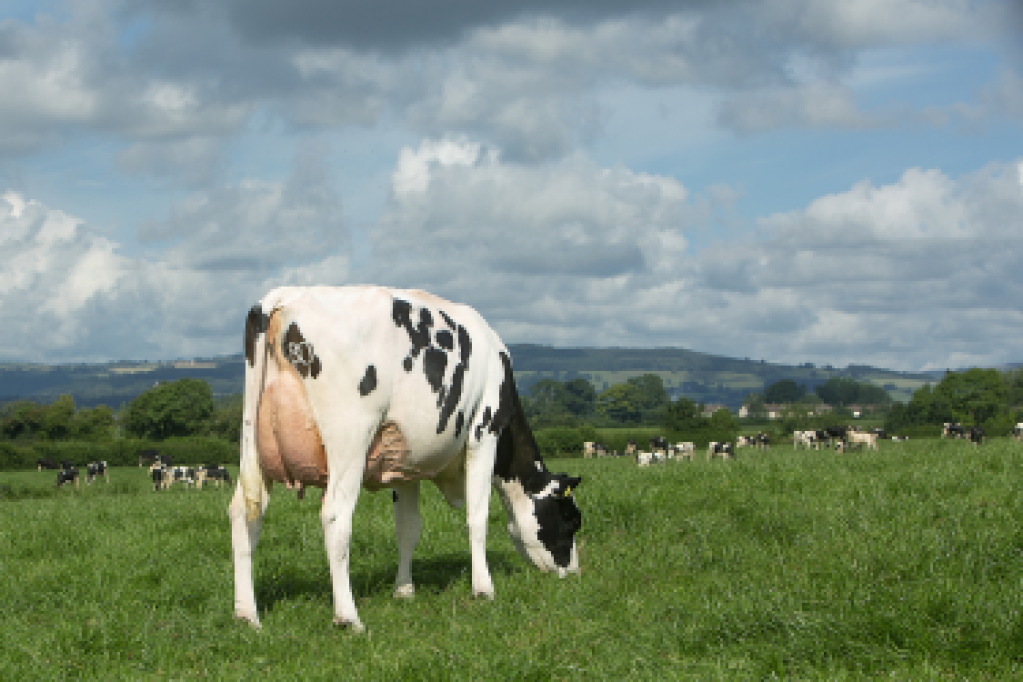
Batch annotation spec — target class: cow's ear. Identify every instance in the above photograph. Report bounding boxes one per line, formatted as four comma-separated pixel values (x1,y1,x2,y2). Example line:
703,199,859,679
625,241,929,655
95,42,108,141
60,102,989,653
561,476,582,497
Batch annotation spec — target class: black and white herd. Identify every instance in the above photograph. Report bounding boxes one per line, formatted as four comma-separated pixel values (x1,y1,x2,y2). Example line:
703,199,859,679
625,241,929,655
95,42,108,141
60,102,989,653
46,451,231,491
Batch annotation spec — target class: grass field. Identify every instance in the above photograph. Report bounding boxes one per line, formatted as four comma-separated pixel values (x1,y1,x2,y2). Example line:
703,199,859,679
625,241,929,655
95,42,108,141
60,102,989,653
3,439,1023,679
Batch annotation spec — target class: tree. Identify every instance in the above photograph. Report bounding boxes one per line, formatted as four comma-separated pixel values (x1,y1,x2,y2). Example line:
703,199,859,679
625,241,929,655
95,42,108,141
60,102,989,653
626,374,669,419
764,379,804,404
596,383,645,424
124,378,215,440
40,395,76,440
562,378,596,417
72,405,116,441
932,368,1006,425
816,377,891,407
665,397,702,431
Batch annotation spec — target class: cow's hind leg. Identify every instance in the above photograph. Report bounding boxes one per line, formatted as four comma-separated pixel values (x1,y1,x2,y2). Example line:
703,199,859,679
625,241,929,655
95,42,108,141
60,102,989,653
463,441,496,599
229,482,268,627
392,481,421,598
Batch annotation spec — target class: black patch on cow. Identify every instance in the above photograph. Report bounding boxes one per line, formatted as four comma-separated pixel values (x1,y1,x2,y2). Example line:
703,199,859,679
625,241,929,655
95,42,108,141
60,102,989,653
532,477,583,568
475,406,492,441
392,490,398,503
436,364,465,434
439,310,456,329
489,353,517,437
392,298,433,360
423,347,447,395
454,410,465,438
283,322,322,379
245,304,270,367
436,329,454,350
457,325,472,367
403,356,413,372
358,365,377,396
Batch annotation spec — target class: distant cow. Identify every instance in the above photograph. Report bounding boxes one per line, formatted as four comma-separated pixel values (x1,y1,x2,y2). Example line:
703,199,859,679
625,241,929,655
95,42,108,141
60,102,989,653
636,451,654,467
150,463,171,491
625,439,637,456
86,461,108,484
649,436,668,455
674,442,695,460
847,431,879,451
1013,423,1023,442
37,458,58,471
137,450,160,467
942,423,964,439
56,467,79,489
968,426,985,446
196,465,232,490
707,441,734,460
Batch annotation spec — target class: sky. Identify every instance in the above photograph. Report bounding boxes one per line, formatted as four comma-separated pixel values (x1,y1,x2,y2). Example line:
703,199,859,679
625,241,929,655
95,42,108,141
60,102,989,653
1,0,1021,372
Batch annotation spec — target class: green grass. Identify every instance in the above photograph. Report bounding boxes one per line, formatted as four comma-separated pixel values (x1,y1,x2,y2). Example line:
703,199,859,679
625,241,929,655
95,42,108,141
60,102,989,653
3,441,1023,678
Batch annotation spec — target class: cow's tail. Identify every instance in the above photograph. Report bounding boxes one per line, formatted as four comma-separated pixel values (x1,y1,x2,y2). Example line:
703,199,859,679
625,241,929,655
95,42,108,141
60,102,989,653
238,303,273,522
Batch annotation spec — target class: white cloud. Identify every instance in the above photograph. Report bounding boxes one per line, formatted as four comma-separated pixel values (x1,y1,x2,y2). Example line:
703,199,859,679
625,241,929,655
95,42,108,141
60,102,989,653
0,149,350,363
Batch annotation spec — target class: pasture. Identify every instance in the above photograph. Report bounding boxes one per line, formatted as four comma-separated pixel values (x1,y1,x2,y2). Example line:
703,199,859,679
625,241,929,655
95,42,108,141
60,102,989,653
3,440,1023,678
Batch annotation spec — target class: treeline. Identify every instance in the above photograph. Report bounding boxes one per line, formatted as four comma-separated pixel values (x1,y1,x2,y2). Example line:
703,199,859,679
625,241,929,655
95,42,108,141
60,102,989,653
744,376,891,415
523,374,743,458
0,378,242,470
1,378,242,444
884,368,1023,437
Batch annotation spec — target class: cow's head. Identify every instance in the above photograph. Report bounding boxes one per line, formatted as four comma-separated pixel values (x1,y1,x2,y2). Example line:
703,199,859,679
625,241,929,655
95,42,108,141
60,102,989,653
500,471,582,576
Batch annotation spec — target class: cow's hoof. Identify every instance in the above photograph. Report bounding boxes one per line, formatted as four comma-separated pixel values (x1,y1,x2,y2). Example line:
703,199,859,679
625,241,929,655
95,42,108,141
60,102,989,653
472,589,495,601
333,617,365,634
393,584,415,599
235,613,261,630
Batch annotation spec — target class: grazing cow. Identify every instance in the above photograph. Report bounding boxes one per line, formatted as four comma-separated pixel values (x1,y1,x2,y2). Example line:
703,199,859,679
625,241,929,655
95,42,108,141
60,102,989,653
825,426,849,446
1013,423,1023,442
86,461,108,484
636,451,654,467
707,441,733,460
846,431,879,451
150,463,171,491
169,466,196,488
674,442,695,460
37,458,58,471
138,450,160,467
968,426,985,446
196,465,232,490
649,436,668,454
891,435,909,442
583,442,596,459
736,435,756,448
942,423,964,439
231,286,583,632
625,439,637,456
56,467,79,489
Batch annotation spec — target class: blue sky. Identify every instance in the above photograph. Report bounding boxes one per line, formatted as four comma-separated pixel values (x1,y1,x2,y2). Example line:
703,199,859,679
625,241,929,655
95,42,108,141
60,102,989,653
1,0,1021,371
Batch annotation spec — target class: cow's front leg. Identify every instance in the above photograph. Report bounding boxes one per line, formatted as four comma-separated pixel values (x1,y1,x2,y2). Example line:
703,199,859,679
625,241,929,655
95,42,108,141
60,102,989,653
229,482,267,628
392,481,421,598
321,468,365,632
464,445,495,599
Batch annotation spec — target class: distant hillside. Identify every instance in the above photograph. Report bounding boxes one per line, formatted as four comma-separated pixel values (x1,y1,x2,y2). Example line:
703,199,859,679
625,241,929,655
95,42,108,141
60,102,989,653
0,346,945,410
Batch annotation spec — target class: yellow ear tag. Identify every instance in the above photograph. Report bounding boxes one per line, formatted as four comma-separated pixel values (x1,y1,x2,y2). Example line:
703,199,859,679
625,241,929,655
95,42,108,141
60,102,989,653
564,486,572,497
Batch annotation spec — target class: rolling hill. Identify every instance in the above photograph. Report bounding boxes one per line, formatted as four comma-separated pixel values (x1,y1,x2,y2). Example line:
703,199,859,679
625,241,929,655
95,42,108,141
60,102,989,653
0,346,944,410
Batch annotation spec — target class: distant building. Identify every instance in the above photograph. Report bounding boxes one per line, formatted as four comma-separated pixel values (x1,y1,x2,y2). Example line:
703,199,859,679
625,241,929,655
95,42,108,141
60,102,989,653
701,403,729,418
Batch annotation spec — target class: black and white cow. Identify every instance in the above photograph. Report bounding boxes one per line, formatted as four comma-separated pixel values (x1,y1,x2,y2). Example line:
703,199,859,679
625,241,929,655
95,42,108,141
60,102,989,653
707,441,734,460
649,436,668,454
196,465,232,490
56,467,79,489
37,458,59,471
1013,423,1023,442
968,426,985,446
231,286,583,632
150,463,171,491
943,422,964,439
86,461,108,484
138,450,160,467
